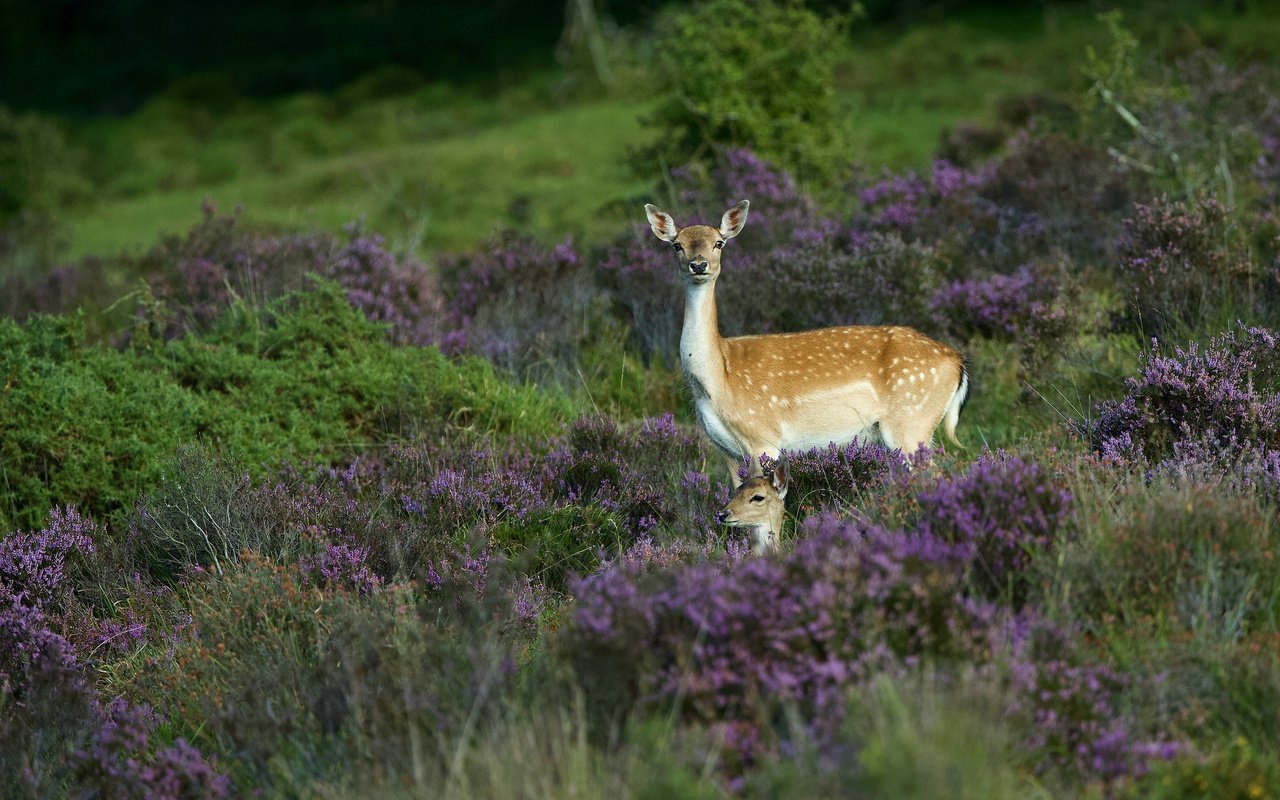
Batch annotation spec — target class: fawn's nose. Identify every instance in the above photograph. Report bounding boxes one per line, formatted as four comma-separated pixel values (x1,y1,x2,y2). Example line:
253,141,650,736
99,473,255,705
715,509,729,523
688,260,708,275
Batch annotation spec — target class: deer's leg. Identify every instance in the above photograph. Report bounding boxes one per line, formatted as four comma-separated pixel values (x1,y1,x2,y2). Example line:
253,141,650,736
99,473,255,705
725,455,744,490
884,414,945,466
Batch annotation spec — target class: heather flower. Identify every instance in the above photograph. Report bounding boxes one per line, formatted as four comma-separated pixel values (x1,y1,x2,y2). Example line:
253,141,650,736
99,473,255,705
1002,623,1183,783
297,535,382,595
436,232,599,373
931,262,1074,362
1115,196,1254,335
912,453,1074,603
758,441,905,515
1084,324,1280,466
72,697,231,799
0,506,97,611
565,515,995,767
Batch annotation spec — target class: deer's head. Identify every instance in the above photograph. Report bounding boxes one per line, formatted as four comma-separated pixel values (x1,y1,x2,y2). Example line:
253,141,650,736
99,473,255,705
644,200,749,286
716,454,787,554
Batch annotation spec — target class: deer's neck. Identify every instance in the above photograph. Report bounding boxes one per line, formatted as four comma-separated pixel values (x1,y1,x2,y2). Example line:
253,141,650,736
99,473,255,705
680,282,727,397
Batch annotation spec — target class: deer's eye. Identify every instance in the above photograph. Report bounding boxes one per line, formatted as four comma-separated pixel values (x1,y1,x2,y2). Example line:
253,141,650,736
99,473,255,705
751,495,765,503
714,241,725,250
672,243,683,252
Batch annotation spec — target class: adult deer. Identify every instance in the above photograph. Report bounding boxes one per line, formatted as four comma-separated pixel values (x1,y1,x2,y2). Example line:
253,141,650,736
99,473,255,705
716,455,788,555
644,199,969,486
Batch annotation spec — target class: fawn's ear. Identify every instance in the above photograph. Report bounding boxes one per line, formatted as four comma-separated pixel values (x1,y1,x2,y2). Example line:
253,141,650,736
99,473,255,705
771,453,789,500
644,204,679,243
719,200,750,239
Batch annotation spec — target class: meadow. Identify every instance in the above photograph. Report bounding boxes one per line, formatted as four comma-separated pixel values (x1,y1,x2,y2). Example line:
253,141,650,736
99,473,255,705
4,1,1280,797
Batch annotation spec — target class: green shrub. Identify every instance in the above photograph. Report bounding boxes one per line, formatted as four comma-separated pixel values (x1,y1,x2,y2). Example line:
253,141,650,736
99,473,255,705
489,504,629,591
0,282,576,531
0,106,89,272
642,0,852,183
1129,735,1279,800
0,313,202,532
125,555,522,791
1049,476,1280,638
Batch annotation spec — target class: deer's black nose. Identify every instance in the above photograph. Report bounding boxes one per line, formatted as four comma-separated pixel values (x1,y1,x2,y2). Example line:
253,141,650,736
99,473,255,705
715,509,729,523
689,260,708,275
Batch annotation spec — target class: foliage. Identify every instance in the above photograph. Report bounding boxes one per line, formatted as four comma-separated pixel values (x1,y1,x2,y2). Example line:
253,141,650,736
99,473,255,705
0,283,574,530
912,453,1075,605
1115,196,1258,337
0,106,89,273
931,262,1076,366
563,516,994,769
643,0,852,183
1083,324,1280,467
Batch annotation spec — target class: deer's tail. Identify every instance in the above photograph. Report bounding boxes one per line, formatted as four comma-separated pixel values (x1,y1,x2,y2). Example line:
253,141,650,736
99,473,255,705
942,360,970,449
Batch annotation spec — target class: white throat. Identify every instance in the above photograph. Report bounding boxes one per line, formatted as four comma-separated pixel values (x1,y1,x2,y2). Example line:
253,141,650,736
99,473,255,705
680,281,725,393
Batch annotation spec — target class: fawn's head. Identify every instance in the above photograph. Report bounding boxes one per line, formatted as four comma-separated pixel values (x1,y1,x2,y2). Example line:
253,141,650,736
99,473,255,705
717,455,788,554
644,200,749,286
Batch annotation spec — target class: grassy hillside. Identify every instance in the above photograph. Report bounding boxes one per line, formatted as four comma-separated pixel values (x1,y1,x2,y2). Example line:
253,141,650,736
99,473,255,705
6,2,1280,798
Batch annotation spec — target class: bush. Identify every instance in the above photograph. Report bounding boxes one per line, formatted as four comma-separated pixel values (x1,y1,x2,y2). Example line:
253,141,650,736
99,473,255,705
761,441,905,517
0,106,89,274
0,283,575,530
855,135,1138,275
1083,324,1280,467
1053,479,1279,637
2,206,442,346
1116,196,1256,336
129,554,528,790
931,262,1075,366
1129,736,1279,800
563,516,995,770
642,0,852,183
912,453,1075,605
1002,625,1181,783
436,232,610,381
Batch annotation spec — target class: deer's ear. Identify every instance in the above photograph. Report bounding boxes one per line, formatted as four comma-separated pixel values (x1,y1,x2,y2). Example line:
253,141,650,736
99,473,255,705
771,453,789,500
645,204,679,243
719,200,749,239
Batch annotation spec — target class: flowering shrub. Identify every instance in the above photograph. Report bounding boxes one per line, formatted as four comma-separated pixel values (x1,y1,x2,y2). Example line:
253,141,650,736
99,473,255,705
913,453,1074,604
130,554,525,788
2,206,442,346
759,442,905,516
931,262,1074,363
564,516,994,768
1005,637,1181,782
1084,324,1280,465
1,518,228,799
436,232,603,373
1116,197,1253,335
769,232,947,334
0,506,97,611
857,134,1135,276
72,698,230,800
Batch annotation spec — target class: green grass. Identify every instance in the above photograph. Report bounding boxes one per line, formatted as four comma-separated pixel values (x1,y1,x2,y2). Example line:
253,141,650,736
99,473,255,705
40,2,1280,264
66,97,655,258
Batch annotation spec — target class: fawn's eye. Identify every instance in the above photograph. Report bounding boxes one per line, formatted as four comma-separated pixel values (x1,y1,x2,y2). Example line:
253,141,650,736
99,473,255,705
672,243,683,252
714,241,725,249
751,495,765,503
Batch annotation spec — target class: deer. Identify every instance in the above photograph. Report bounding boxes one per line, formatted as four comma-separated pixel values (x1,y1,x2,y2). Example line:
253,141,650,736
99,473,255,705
644,199,969,487
716,455,788,555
